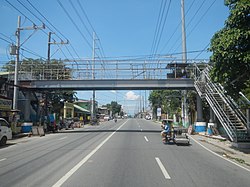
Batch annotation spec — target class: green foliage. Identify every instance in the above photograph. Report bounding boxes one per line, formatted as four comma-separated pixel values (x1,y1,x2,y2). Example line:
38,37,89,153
2,58,71,80
2,58,76,114
148,90,182,118
106,101,121,116
209,0,250,99
47,91,78,113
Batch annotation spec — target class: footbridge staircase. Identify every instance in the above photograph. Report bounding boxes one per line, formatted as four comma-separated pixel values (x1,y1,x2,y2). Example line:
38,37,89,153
194,64,250,143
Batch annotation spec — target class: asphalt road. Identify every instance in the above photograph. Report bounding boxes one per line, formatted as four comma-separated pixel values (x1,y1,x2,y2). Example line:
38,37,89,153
0,119,250,187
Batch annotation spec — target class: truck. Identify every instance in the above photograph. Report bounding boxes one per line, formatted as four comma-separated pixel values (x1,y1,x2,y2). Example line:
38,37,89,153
0,118,12,146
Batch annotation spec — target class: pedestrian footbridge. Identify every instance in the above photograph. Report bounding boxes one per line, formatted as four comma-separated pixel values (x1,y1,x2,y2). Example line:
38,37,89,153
21,78,194,90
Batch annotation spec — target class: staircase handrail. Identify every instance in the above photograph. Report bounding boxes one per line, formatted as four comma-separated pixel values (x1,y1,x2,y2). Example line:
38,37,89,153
205,82,237,141
202,67,247,127
192,63,238,141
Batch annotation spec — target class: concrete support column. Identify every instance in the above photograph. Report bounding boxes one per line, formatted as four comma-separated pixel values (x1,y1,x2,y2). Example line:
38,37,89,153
24,91,31,121
207,107,217,135
63,104,67,119
196,94,203,122
209,107,214,123
247,108,250,134
195,94,206,133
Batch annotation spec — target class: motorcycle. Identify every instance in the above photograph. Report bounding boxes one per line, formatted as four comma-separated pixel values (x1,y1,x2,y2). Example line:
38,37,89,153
163,132,171,144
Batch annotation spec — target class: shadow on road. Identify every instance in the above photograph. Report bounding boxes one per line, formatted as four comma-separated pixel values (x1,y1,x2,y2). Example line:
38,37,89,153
58,129,161,133
0,143,16,149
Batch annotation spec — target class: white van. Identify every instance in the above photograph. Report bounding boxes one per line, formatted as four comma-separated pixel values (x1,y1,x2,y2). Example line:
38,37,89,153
0,118,12,146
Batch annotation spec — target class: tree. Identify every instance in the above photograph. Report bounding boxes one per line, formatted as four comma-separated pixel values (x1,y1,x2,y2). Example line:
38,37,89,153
148,90,182,119
106,101,121,116
3,58,76,116
3,58,71,80
209,0,250,99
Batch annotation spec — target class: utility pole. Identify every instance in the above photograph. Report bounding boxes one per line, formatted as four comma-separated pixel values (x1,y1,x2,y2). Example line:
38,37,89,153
13,16,21,111
47,32,52,64
13,16,45,110
91,32,96,121
47,32,69,64
181,0,189,127
47,32,68,78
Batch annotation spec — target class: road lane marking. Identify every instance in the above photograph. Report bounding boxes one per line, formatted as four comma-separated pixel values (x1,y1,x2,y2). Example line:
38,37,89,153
0,158,7,162
58,136,67,140
155,157,171,179
189,135,250,172
144,136,149,142
52,119,129,187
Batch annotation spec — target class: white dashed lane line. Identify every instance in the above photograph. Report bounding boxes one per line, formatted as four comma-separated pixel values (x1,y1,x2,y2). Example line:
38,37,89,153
144,136,149,142
155,157,171,180
0,158,7,162
58,136,67,140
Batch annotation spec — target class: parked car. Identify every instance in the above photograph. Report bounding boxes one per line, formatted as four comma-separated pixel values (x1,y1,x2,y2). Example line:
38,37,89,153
0,118,12,146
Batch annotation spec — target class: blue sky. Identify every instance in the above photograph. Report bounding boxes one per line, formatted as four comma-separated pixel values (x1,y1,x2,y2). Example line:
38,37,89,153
0,0,229,115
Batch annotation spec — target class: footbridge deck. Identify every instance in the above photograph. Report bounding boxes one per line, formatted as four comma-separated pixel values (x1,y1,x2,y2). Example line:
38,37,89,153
20,78,194,91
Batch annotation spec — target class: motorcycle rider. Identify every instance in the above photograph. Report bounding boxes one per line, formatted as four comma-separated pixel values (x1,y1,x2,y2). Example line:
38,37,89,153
161,120,170,143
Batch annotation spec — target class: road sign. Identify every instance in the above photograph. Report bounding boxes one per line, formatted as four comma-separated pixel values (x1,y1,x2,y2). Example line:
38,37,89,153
157,108,161,117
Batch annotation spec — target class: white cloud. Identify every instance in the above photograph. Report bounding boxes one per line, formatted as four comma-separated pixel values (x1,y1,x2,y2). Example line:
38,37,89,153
125,91,140,100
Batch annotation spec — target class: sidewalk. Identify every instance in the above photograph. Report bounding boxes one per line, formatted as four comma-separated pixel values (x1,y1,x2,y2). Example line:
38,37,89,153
190,134,250,170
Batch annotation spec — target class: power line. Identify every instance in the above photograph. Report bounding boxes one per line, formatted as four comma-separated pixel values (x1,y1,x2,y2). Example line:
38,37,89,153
57,0,92,50
7,0,81,64
159,0,196,53
76,0,107,70
25,0,68,42
193,43,210,60
153,0,172,58
172,0,216,54
0,37,12,44
167,0,206,54
25,0,82,61
150,0,164,58
69,0,92,39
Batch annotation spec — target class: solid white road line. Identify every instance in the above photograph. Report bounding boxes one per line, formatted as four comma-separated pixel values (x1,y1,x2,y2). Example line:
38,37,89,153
144,136,149,142
52,119,129,187
155,157,171,179
0,158,7,162
58,137,67,140
189,135,250,172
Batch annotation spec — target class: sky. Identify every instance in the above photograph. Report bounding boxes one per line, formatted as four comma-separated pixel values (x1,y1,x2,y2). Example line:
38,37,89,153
0,0,229,115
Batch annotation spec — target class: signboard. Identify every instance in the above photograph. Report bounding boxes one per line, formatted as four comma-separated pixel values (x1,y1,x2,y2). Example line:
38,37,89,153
0,98,12,111
157,108,161,117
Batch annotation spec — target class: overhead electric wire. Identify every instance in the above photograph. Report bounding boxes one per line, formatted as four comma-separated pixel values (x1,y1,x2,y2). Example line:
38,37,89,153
26,0,68,41
26,0,83,60
5,0,34,24
159,0,196,53
193,43,210,60
153,0,172,59
0,37,12,44
171,0,216,54
57,0,92,50
167,0,206,54
76,0,107,59
11,0,82,66
150,0,164,58
68,0,105,74
69,0,92,39
74,0,108,77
